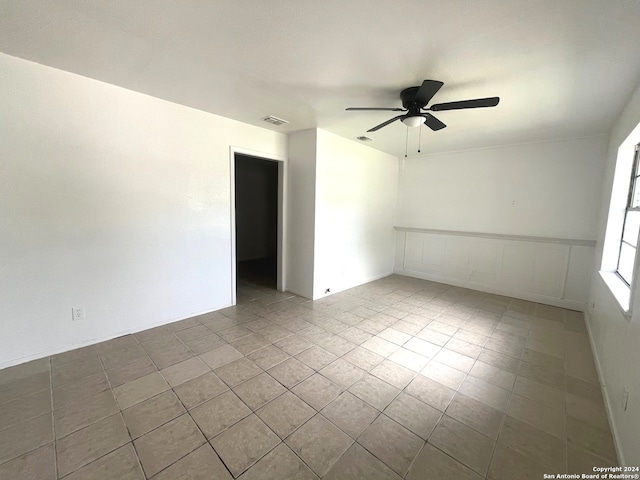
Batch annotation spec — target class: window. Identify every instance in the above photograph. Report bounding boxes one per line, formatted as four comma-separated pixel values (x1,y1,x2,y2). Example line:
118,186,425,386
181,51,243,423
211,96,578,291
617,144,640,285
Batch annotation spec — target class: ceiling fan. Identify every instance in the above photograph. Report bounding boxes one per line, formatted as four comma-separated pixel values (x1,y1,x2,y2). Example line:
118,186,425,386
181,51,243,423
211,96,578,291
346,80,500,132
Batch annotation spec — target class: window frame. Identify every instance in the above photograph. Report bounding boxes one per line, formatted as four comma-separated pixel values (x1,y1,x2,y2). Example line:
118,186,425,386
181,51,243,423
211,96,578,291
616,144,640,286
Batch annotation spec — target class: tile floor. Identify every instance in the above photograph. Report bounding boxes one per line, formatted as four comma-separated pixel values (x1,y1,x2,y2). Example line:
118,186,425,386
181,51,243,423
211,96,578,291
0,275,619,479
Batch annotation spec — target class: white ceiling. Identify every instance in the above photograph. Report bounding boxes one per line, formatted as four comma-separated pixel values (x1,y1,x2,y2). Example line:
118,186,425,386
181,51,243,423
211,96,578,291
2,0,640,157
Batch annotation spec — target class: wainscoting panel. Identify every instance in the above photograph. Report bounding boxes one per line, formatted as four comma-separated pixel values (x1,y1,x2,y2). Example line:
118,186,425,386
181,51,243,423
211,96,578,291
394,228,596,310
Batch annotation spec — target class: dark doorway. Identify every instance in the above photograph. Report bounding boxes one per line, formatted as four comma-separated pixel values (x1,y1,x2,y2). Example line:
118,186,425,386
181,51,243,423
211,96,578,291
234,154,279,290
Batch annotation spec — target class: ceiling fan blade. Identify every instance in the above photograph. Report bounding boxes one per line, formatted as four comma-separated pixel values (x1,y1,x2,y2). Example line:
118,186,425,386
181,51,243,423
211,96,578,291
346,107,405,111
429,97,500,111
414,80,444,106
423,113,446,131
367,115,405,132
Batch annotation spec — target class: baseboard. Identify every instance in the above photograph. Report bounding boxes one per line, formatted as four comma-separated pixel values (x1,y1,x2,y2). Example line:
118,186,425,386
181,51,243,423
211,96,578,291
393,268,586,311
583,309,625,466
312,270,395,300
0,304,232,370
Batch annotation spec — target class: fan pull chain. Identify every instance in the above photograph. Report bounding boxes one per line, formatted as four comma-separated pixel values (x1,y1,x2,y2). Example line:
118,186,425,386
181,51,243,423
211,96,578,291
404,126,409,158
418,123,422,153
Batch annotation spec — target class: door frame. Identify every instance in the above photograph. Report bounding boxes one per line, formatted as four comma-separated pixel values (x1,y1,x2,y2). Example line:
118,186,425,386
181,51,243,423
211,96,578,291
229,146,287,305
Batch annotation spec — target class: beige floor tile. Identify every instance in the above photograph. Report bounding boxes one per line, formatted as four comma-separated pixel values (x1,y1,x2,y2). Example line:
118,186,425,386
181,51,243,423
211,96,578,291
358,414,423,476
370,360,416,390
238,443,318,480
446,393,504,439
286,414,352,477
152,444,231,480
113,372,170,410
566,416,617,463
566,375,604,404
175,324,214,343
141,334,184,356
183,333,225,355
421,360,467,390
512,375,565,411
459,376,510,412
291,373,342,410
100,345,148,371
566,393,610,431
0,369,50,406
275,334,314,355
384,392,441,439
522,348,564,371
211,414,279,477
150,343,195,370
267,358,314,388
105,356,157,388
405,375,455,411
256,391,315,438
348,374,400,410
0,412,53,465
484,337,525,358
199,344,244,370
498,415,565,471
338,327,375,345
488,443,549,480
378,327,412,346
507,393,564,439
316,335,357,356
469,360,516,391
62,443,144,480
429,415,495,476
233,372,286,410
404,337,442,358
390,320,423,336
247,345,289,370
231,333,271,355
122,390,185,439
433,349,475,373
0,389,52,432
320,359,366,389
0,443,55,480
567,442,618,473
214,357,262,387
342,347,385,371
55,389,119,437
416,327,452,346
321,392,380,439
134,414,205,478
173,372,228,410
190,390,251,439
295,346,338,371
406,443,483,480
53,371,109,410
518,361,565,390
477,349,521,373
57,413,130,477
324,442,401,480
160,357,210,387
361,336,400,357
387,348,429,372
52,355,104,387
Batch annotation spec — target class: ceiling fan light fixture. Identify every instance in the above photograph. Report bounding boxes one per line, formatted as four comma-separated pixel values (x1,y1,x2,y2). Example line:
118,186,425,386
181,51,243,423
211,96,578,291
401,115,423,128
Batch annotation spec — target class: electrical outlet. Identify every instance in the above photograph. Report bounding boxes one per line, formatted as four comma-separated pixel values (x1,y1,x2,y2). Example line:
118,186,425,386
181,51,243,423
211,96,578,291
72,306,85,321
622,386,630,411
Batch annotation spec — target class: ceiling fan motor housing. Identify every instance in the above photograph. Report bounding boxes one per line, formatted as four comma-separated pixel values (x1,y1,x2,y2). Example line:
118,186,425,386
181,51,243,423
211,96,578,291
400,86,425,109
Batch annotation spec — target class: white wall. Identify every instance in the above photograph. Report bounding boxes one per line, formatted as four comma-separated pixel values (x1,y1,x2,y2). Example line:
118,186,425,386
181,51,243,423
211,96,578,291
398,136,608,239
313,130,398,299
0,53,287,368
587,79,640,465
285,129,317,299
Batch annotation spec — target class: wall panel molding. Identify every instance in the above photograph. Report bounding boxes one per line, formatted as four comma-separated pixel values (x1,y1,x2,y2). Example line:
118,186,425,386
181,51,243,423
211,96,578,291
394,228,595,310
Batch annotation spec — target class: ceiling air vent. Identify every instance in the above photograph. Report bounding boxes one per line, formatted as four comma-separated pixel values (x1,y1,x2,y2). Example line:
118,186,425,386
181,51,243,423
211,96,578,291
356,135,374,142
262,115,289,126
